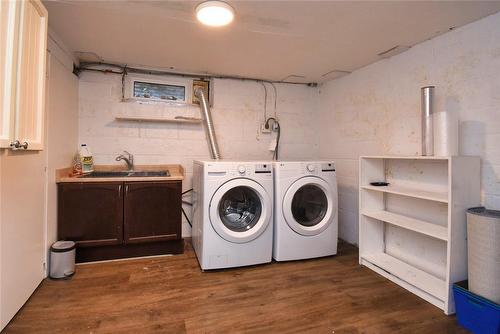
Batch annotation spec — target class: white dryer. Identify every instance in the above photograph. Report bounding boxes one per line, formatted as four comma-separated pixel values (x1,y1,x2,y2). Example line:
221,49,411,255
273,161,338,261
192,160,274,270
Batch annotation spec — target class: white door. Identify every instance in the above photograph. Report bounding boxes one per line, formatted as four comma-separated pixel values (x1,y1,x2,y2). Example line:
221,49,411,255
0,0,47,328
0,149,46,329
209,179,271,244
282,176,336,236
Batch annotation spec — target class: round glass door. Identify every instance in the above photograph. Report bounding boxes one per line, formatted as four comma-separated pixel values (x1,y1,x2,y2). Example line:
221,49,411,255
291,184,328,227
283,176,336,236
210,178,271,243
218,186,262,232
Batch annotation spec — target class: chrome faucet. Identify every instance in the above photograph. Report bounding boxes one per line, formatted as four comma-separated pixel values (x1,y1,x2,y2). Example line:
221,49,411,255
115,151,134,171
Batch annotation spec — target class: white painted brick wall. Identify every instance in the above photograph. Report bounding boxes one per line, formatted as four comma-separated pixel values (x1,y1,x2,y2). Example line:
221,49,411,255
78,73,319,236
77,12,500,244
318,11,500,244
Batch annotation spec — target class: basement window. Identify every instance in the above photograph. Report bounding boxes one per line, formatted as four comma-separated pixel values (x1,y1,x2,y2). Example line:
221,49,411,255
133,81,186,102
124,75,192,104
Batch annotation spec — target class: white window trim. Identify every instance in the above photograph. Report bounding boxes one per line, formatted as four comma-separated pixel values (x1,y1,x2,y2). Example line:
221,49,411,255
123,74,193,105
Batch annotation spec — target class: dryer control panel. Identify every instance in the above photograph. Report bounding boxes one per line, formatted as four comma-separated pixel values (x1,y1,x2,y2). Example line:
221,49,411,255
302,162,318,175
302,162,335,175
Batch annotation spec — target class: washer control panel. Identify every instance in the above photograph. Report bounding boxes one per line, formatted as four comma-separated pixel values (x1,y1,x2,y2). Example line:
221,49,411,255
237,165,246,174
206,162,272,177
255,163,271,174
321,162,335,172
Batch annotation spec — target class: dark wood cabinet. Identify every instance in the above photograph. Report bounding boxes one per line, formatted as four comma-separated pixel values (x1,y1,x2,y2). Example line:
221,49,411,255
58,181,183,262
58,182,123,247
124,182,181,244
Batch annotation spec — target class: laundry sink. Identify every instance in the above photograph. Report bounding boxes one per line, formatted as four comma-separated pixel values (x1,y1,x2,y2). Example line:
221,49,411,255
80,170,170,178
129,171,170,177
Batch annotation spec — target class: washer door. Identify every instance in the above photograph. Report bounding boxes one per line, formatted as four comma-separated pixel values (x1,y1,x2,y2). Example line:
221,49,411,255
209,178,272,243
283,176,335,236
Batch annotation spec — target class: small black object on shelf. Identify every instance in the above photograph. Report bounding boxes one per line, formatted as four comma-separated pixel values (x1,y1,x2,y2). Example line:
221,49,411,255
370,182,390,187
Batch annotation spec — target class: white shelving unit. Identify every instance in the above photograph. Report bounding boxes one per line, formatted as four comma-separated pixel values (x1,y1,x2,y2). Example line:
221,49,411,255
359,156,480,315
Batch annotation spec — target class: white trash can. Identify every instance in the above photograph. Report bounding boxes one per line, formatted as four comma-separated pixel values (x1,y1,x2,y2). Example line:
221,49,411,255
49,241,76,279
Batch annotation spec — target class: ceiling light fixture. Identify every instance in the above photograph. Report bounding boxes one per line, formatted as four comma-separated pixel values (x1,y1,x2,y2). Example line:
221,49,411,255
196,1,234,27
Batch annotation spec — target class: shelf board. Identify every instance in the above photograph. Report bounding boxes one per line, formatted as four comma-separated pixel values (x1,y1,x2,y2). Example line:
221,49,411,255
361,156,451,160
115,116,203,124
361,184,448,203
361,253,446,301
362,210,448,241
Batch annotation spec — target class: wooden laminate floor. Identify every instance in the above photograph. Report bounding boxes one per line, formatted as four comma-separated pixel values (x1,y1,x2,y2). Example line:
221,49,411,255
4,241,466,334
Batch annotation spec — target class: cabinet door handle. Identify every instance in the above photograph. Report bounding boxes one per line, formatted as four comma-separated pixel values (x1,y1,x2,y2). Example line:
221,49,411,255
10,140,19,149
125,185,128,196
118,184,122,197
9,140,28,150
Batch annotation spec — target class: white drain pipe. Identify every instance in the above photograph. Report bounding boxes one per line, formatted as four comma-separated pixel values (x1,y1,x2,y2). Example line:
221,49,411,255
195,87,221,160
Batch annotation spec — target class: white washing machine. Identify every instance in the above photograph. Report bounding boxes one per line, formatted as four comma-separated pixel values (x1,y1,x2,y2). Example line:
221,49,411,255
273,161,338,261
192,160,274,270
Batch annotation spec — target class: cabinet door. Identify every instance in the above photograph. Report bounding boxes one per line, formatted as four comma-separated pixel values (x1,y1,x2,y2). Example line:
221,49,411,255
58,183,124,247
0,0,20,148
14,0,47,150
124,182,181,244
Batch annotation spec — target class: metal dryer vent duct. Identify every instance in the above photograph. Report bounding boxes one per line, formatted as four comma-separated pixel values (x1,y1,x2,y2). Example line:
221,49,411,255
195,87,221,160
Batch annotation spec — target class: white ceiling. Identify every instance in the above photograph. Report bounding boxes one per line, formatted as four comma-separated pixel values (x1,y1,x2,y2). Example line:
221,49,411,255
44,0,500,83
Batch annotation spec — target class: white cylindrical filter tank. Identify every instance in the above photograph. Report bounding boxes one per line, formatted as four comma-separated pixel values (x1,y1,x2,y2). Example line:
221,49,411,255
49,241,76,279
466,207,500,303
421,86,435,156
433,111,458,156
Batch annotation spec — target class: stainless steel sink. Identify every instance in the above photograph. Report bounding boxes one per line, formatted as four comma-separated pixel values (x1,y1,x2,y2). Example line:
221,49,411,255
81,170,170,178
128,171,170,177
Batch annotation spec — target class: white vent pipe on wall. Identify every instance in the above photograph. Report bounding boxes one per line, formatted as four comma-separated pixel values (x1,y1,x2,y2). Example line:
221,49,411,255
195,87,221,160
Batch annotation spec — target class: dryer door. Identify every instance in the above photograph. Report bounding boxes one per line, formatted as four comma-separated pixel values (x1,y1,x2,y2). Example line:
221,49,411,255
282,176,336,236
209,178,272,243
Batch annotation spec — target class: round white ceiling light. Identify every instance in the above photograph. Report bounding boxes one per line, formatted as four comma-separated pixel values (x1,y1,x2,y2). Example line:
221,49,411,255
196,1,234,27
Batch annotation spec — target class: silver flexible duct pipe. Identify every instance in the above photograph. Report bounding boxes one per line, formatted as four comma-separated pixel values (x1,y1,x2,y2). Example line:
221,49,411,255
195,87,221,160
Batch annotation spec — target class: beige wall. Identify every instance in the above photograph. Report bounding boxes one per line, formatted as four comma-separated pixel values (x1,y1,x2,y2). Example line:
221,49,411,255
44,33,79,260
318,11,500,244
78,73,320,236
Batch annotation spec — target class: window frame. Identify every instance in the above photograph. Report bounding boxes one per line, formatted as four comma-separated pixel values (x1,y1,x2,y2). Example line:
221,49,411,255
124,74,193,105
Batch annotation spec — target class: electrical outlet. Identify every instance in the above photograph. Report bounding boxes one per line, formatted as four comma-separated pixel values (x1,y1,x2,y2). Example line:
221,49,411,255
261,123,271,134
